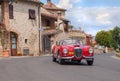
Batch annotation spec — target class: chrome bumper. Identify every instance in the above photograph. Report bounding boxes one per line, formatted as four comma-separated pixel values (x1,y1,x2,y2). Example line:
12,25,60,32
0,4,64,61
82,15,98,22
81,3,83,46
61,56,74,59
83,56,94,59
83,56,94,61
61,56,94,60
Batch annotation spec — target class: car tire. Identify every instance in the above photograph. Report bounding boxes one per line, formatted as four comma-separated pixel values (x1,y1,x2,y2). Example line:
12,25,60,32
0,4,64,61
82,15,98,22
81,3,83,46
77,60,81,64
87,59,94,65
58,52,64,64
52,55,56,62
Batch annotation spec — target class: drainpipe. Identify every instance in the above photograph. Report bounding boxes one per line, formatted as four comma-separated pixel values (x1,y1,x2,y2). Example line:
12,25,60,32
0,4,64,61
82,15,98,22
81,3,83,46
38,3,43,56
38,4,40,56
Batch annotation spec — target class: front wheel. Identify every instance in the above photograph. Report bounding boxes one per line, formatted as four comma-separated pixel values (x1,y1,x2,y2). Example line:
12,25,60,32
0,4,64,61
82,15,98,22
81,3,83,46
52,55,56,62
87,59,94,65
77,60,81,64
58,53,64,64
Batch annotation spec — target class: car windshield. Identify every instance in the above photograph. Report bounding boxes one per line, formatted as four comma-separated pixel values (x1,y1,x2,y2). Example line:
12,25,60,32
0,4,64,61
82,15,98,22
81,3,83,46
60,39,83,45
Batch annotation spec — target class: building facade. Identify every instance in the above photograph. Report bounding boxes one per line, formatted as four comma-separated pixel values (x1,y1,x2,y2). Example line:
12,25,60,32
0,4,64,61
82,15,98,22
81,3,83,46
0,0,42,56
41,0,69,54
0,0,92,56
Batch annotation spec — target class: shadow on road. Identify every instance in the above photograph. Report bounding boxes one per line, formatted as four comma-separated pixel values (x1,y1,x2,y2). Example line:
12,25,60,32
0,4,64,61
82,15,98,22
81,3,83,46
55,61,93,66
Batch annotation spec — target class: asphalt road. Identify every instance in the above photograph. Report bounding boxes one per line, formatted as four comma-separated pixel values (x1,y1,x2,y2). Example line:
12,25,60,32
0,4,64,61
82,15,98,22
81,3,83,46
0,53,120,81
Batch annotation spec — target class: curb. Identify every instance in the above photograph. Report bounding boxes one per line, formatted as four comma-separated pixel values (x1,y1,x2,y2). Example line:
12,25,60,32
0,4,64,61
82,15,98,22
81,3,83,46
111,56,120,60
43,54,52,56
116,53,120,58
0,56,33,59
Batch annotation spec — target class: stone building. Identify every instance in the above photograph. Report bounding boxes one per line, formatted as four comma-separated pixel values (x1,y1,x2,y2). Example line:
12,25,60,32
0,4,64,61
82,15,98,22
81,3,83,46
41,0,69,54
0,0,92,56
0,0,42,56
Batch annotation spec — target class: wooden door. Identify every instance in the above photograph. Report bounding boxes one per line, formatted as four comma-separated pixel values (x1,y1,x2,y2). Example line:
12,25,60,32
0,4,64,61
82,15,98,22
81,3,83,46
10,32,17,56
42,35,51,54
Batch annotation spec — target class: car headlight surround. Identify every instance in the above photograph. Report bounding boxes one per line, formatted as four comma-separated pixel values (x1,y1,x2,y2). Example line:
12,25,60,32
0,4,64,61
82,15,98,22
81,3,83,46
89,48,93,54
63,48,68,54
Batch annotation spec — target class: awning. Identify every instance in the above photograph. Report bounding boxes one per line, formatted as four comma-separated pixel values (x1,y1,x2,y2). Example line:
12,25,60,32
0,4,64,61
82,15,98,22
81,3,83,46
43,29,62,35
43,29,56,35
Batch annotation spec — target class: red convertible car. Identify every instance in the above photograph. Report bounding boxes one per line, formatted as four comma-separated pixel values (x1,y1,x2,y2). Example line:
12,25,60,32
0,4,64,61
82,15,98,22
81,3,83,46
52,38,94,65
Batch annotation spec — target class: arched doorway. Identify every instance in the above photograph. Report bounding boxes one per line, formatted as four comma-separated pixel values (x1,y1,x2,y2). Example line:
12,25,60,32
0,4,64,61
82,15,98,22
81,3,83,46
10,32,18,56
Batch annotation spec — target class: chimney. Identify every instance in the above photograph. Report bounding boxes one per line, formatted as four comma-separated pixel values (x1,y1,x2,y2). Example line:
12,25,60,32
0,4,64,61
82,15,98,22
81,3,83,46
47,0,51,3
47,0,52,7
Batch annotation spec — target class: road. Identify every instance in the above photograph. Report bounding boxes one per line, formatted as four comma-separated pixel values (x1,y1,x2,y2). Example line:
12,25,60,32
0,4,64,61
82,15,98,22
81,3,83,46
0,53,120,81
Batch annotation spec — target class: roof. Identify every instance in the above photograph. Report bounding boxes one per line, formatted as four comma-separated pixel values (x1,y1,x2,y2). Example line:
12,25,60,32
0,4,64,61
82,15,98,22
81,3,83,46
41,7,57,20
70,30,85,33
43,29,57,35
41,13,57,20
41,13,69,22
43,29,62,35
41,7,69,21
43,1,66,11
0,0,43,5
24,0,43,4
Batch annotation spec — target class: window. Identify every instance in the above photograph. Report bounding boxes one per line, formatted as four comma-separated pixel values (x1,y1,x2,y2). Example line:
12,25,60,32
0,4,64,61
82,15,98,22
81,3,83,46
29,9,36,19
25,39,28,44
46,20,50,26
9,4,14,19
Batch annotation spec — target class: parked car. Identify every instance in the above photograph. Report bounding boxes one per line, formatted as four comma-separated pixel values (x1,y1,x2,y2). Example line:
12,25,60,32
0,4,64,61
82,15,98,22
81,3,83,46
52,38,94,65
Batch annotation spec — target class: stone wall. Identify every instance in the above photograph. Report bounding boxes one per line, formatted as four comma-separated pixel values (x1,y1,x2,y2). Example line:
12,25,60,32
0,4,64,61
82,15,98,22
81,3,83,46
9,1,40,56
0,38,3,56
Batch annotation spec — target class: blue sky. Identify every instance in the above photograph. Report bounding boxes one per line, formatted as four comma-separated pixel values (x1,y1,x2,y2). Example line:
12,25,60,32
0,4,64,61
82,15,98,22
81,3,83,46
41,0,120,36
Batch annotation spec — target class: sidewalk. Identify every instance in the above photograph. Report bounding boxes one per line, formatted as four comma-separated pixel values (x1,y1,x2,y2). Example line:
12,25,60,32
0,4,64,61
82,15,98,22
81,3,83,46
116,53,120,58
0,56,35,60
0,54,52,59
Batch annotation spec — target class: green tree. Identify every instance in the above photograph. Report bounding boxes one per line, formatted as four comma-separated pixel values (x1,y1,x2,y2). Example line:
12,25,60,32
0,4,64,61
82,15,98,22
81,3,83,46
95,30,111,47
112,26,120,45
108,30,117,49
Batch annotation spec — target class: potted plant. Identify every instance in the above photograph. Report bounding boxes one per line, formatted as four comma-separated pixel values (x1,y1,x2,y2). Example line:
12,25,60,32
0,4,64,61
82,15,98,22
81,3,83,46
0,25,9,57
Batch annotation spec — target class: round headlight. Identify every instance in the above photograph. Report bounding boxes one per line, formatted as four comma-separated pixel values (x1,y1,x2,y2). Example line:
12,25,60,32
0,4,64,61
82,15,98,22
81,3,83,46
89,48,93,54
63,48,68,54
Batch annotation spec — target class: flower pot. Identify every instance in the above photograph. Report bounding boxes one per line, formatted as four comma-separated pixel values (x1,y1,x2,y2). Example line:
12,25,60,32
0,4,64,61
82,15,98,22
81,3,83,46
3,50,9,57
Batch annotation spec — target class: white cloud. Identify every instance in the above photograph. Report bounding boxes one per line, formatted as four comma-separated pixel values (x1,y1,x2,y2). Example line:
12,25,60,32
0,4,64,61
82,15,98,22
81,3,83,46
57,0,72,9
57,0,81,9
71,0,81,3
65,7,120,35
96,13,111,24
55,0,120,36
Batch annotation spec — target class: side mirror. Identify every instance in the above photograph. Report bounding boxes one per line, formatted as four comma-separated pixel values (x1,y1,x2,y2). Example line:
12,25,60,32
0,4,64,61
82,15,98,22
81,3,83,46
56,41,59,46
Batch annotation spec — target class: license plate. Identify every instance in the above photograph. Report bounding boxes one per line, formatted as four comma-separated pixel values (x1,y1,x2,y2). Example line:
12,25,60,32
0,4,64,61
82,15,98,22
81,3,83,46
69,52,74,55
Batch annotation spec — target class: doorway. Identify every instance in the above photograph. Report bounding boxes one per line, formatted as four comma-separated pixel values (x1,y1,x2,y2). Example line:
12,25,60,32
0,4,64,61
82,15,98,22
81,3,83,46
10,32,17,56
42,35,51,54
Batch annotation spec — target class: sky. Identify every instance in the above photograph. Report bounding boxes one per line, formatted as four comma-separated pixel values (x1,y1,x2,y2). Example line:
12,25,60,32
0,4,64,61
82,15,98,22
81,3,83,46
41,0,120,36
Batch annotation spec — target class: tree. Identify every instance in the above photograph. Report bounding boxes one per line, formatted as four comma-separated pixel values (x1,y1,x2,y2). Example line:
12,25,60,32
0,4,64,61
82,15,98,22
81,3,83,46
108,30,117,49
95,30,111,47
112,26,120,45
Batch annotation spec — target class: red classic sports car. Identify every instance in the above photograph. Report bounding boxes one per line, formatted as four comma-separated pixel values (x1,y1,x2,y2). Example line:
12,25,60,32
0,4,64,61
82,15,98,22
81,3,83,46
52,38,94,65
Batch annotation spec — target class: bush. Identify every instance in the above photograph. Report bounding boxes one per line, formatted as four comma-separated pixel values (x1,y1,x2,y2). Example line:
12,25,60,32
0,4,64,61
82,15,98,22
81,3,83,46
116,49,120,53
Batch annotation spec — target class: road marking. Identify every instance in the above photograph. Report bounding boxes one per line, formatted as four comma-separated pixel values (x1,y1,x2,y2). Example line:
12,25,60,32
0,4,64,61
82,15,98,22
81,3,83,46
111,56,120,60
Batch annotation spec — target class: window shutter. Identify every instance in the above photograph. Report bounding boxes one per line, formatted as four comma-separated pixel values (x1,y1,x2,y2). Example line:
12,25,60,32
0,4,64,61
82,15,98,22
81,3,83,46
29,9,36,19
9,4,14,19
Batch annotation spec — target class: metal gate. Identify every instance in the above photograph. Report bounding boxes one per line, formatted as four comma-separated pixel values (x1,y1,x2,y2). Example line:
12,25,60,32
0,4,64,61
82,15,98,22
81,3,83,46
42,35,51,54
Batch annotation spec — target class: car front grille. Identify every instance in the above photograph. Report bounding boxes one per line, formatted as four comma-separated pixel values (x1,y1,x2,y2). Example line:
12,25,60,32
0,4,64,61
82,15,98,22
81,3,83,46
74,48,82,57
